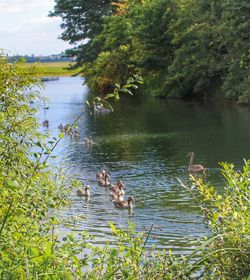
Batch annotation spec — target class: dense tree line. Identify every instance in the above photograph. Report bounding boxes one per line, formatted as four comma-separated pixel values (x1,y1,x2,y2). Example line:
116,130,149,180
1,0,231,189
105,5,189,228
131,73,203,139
51,0,250,101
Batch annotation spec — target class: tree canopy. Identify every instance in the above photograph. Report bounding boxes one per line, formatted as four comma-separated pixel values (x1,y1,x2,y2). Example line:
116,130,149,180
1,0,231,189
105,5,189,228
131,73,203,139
50,0,112,66
51,0,250,101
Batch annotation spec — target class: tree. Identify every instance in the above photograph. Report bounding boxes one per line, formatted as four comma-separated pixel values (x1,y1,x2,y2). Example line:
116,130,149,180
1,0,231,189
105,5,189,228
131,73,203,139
163,0,225,98
219,0,250,103
52,0,250,102
50,0,113,67
17,56,27,63
130,0,178,96
165,0,250,101
0,53,84,278
82,2,135,92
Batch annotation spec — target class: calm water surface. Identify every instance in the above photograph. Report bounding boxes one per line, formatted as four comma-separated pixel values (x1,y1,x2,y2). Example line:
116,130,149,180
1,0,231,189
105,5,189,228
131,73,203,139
39,77,250,254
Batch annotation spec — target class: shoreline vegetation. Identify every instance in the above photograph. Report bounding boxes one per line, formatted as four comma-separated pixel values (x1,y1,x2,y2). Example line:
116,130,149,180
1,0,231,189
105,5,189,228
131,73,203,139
50,0,250,104
16,61,80,77
1,54,249,279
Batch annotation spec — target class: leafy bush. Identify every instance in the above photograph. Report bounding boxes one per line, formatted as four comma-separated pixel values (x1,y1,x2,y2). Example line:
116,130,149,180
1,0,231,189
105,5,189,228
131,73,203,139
188,161,250,279
0,54,81,279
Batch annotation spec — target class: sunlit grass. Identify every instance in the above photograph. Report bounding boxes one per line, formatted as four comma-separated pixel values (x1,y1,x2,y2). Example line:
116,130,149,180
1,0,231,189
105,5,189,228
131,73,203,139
16,61,80,77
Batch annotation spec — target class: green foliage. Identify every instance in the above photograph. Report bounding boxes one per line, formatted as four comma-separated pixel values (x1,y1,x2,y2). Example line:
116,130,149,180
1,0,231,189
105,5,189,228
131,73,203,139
82,4,136,92
130,0,178,96
165,0,223,98
0,54,82,278
49,0,112,67
52,0,250,101
17,56,27,64
219,0,250,103
166,0,250,101
77,223,193,280
189,161,250,279
83,46,132,92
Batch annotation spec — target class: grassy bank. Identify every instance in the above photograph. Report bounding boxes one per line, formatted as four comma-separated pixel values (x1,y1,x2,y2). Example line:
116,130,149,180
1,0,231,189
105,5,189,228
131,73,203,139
17,61,80,77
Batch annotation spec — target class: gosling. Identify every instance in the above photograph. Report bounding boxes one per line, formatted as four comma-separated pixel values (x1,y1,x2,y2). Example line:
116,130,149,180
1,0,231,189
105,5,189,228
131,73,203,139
76,186,90,197
113,196,134,209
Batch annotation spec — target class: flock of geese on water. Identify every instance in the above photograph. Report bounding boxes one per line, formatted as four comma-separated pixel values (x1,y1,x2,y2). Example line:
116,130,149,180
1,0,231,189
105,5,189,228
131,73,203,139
42,120,94,145
77,170,135,209
42,120,206,210
75,152,206,210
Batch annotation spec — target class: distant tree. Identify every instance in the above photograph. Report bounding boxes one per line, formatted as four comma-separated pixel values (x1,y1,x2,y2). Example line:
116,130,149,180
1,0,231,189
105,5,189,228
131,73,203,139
17,56,27,63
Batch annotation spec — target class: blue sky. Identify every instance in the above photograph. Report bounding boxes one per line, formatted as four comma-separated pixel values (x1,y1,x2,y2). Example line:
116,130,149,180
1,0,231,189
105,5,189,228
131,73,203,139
0,0,70,55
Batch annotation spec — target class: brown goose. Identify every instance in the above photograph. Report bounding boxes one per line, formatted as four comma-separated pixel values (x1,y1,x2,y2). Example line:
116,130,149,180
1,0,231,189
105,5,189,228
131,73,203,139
109,180,125,196
42,120,49,127
58,123,63,130
113,196,134,209
96,169,106,180
98,172,110,187
73,130,80,138
188,152,206,173
76,186,90,197
110,191,124,201
84,136,94,145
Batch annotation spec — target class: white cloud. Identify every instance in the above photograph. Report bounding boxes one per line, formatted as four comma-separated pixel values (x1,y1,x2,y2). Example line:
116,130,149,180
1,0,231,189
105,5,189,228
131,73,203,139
0,0,52,13
0,25,22,33
0,16,60,34
0,5,22,13
28,17,60,24
0,0,70,55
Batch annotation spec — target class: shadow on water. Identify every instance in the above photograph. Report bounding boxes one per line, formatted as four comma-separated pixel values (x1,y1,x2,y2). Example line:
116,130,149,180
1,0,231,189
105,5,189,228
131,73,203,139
39,77,250,254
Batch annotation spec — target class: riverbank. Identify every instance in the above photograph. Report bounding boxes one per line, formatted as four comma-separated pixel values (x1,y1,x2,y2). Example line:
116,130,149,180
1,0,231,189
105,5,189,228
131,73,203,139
16,61,80,77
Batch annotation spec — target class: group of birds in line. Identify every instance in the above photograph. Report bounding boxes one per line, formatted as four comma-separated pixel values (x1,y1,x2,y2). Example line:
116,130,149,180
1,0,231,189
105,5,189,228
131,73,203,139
42,120,80,138
58,123,80,138
40,101,207,213
77,169,135,209
59,122,94,145
76,152,205,210
42,120,94,146
42,119,205,208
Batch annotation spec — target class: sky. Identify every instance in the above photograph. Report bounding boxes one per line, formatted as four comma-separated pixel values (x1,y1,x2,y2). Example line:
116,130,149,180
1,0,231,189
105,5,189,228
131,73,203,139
0,0,71,56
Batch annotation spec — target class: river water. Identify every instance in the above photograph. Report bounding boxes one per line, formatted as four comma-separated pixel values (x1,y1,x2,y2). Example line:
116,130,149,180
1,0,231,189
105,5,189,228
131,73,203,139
39,76,250,254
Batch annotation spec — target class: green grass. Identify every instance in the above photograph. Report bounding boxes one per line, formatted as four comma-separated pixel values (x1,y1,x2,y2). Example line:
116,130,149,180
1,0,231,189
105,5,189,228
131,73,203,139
17,61,80,77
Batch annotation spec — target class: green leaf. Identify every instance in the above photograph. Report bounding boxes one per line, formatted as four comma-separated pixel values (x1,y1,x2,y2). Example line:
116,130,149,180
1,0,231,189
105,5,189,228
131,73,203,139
104,93,115,100
36,141,43,148
109,222,117,235
94,97,101,102
85,100,90,107
59,132,64,139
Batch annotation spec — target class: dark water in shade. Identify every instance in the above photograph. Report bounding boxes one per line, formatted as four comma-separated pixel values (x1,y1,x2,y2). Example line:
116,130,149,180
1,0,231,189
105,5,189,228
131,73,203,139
38,76,250,254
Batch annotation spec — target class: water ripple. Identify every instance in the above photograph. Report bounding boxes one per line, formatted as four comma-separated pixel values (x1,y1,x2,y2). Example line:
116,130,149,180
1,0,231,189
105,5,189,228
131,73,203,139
39,77,234,255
